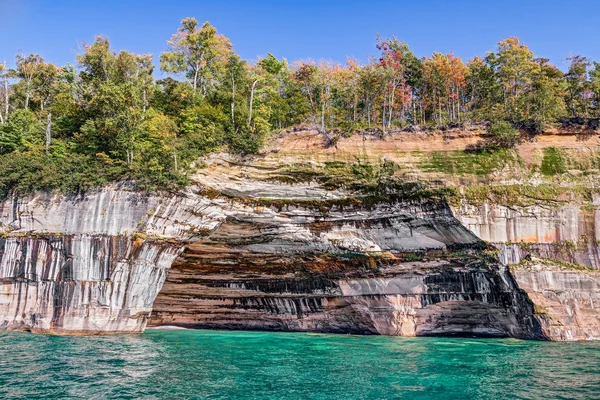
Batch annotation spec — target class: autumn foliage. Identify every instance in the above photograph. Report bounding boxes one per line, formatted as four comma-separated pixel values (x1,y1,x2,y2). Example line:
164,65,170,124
1,19,600,195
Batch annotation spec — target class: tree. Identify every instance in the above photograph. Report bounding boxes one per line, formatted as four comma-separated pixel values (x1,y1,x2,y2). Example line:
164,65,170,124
487,37,537,120
152,77,195,118
142,110,179,171
0,109,44,153
179,103,226,154
295,61,319,122
316,61,339,132
423,53,460,124
487,121,519,149
376,36,413,129
565,55,590,117
590,62,600,116
358,63,383,128
160,18,232,96
0,61,8,123
223,54,247,130
466,56,501,120
76,36,154,163
13,53,48,110
524,58,566,126
262,57,309,129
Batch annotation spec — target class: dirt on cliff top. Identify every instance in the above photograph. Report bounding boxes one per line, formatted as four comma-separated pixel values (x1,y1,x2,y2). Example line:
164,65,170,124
262,124,600,165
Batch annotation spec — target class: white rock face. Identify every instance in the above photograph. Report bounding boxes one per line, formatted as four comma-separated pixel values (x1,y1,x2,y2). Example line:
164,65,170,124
453,202,600,268
453,200,600,340
0,235,179,333
1,173,597,340
512,265,600,340
0,187,223,237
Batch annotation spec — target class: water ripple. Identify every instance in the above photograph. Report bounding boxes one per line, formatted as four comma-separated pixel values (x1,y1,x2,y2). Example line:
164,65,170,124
0,331,598,399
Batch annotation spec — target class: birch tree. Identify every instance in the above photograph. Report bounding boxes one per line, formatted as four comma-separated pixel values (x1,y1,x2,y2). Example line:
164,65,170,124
160,18,231,97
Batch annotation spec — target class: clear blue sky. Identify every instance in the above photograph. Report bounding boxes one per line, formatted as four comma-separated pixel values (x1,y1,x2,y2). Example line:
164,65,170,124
2,0,600,71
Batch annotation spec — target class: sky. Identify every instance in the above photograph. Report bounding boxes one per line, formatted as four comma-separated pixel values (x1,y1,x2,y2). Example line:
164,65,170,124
2,0,600,72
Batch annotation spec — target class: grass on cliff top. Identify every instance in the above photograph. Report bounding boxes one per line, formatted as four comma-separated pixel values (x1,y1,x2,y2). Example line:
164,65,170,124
509,256,595,272
540,147,568,176
455,183,593,208
538,146,600,176
419,149,521,176
271,158,403,192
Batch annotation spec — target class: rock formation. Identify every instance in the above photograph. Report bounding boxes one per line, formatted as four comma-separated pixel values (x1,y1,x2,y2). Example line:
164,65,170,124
1,127,598,340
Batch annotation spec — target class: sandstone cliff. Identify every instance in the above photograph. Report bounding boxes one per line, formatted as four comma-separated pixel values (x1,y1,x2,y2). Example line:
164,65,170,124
1,126,598,340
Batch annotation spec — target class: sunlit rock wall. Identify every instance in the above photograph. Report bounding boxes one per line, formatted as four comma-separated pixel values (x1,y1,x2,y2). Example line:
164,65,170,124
0,235,178,333
454,202,600,268
0,187,205,334
0,185,485,335
511,265,600,340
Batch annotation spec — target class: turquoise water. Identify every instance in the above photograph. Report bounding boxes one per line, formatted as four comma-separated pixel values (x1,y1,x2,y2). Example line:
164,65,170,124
0,330,598,399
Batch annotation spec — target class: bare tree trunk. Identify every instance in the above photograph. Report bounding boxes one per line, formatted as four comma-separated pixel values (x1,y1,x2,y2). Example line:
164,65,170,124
143,88,147,113
367,98,371,128
321,99,325,131
2,63,8,122
248,80,257,125
45,113,52,154
382,87,387,133
173,138,178,171
25,91,30,111
388,86,395,129
193,60,200,92
305,84,316,121
231,73,235,129
458,87,461,120
353,90,358,122
382,95,386,134
4,84,8,119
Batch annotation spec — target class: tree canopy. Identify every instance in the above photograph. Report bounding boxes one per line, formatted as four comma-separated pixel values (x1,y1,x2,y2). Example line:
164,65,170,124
1,18,598,196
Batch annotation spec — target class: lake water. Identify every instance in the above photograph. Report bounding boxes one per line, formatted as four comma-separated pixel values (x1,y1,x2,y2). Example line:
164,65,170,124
1,329,598,399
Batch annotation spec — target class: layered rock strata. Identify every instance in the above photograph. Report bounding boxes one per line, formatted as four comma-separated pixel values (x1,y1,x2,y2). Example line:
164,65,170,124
511,261,600,340
455,202,600,268
0,235,178,333
151,254,542,338
0,180,544,337
1,127,599,340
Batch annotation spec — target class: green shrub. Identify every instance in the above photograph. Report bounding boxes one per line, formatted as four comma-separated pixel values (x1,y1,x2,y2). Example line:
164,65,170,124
420,149,519,175
487,121,519,149
541,147,567,176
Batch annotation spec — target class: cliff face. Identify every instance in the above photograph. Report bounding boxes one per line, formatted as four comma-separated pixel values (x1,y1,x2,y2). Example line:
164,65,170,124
152,258,541,338
511,263,600,341
0,189,200,333
1,127,599,340
0,235,177,333
455,202,600,268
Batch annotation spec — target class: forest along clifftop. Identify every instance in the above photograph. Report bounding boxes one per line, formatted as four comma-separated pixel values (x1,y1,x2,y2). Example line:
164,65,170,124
1,125,600,340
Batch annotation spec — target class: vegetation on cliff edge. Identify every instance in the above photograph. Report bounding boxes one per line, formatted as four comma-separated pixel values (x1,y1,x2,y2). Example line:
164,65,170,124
2,18,600,196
